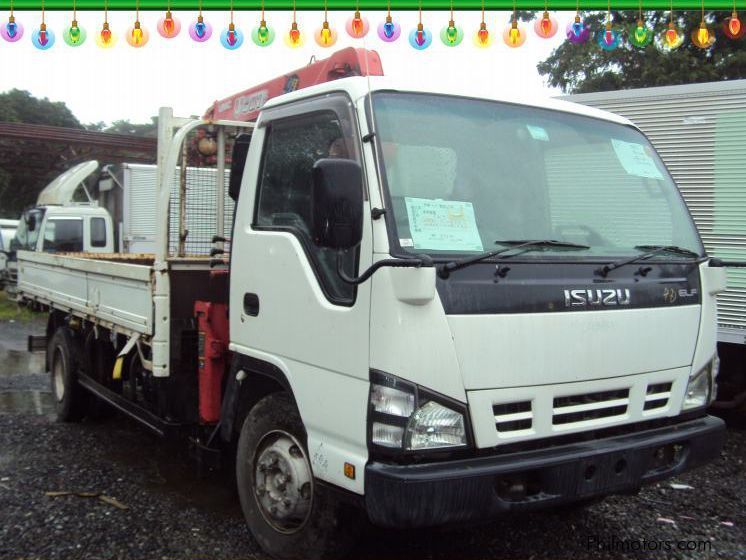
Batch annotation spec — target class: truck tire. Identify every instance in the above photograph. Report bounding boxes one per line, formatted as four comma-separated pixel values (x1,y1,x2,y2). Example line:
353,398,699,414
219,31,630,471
236,393,359,560
48,327,87,422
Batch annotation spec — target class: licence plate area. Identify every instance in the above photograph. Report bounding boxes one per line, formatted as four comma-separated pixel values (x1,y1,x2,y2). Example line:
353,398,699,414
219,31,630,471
573,451,640,497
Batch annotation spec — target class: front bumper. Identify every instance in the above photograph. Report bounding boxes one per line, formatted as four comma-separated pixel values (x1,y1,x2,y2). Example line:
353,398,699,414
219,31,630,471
364,415,725,528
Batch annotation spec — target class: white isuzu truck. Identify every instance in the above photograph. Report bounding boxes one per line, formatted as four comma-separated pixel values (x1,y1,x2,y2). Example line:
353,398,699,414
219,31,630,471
17,49,727,559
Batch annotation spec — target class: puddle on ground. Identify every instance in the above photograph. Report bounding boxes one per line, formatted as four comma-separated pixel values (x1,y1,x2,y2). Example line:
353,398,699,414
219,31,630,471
0,390,55,416
0,349,45,377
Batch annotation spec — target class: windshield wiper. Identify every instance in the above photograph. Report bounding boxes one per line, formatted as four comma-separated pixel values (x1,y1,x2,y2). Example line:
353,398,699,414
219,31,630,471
596,245,701,277
438,239,590,279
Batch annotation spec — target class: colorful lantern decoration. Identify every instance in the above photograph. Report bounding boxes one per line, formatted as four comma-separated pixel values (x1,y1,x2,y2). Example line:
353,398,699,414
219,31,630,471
251,0,275,46
315,1,338,47
473,0,491,47
724,0,745,39
656,1,684,51
220,0,244,49
2,0,24,42
285,0,303,47
32,1,55,49
126,0,149,47
503,3,526,48
628,2,653,48
408,3,432,50
189,0,213,42
157,1,181,39
62,0,86,46
377,0,401,43
440,1,463,46
534,4,558,39
95,0,116,48
691,0,715,49
566,7,590,44
346,2,369,38
596,4,621,51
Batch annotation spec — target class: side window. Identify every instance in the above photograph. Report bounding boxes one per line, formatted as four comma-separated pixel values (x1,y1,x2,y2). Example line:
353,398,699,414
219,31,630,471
90,217,107,248
255,110,360,304
43,219,83,253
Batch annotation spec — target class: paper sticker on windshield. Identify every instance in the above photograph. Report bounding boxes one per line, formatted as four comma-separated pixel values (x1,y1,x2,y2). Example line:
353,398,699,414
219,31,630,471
526,125,549,142
404,198,483,252
611,139,664,180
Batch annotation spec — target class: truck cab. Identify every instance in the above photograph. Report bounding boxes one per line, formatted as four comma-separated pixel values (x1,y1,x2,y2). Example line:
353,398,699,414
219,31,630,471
13,205,113,254
223,74,725,553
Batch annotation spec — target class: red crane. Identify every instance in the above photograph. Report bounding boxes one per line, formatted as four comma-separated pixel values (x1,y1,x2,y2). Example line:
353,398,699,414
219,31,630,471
203,47,384,123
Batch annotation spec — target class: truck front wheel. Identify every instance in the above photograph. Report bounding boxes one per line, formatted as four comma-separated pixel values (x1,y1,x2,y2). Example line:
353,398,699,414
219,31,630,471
49,327,87,422
236,393,359,560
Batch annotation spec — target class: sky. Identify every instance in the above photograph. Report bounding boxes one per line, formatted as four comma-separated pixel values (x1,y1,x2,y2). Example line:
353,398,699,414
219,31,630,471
0,10,569,124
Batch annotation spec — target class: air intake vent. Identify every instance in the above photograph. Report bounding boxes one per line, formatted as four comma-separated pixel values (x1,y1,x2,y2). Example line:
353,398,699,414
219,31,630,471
644,382,673,411
493,401,533,434
552,388,629,426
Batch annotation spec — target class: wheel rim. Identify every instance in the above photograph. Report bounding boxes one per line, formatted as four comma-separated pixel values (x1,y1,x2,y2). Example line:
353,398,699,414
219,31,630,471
252,430,313,534
52,348,65,403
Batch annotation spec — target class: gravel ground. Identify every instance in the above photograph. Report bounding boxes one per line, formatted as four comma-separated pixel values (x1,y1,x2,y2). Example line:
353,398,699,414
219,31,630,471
1,318,744,559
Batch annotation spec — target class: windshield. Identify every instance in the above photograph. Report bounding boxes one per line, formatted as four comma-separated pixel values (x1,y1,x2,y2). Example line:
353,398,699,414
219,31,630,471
11,209,45,252
371,93,703,260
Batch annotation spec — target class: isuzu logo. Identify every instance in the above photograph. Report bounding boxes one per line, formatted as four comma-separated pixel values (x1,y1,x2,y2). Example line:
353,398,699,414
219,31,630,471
564,288,631,307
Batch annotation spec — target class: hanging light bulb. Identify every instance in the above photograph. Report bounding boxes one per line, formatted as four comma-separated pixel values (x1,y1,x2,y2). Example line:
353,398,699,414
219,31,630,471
566,10,590,44
2,1,24,42
724,0,745,39
503,12,526,48
95,0,116,48
534,9,558,38
474,21,490,47
126,1,149,47
251,1,275,46
315,20,337,47
656,1,684,51
284,0,303,47
32,3,54,50
596,3,621,51
315,1,337,47
221,22,244,49
157,6,181,39
377,1,400,42
408,4,431,50
440,3,463,46
220,0,243,49
692,19,714,47
597,22,621,50
63,19,86,46
346,6,369,38
189,0,212,42
62,0,86,46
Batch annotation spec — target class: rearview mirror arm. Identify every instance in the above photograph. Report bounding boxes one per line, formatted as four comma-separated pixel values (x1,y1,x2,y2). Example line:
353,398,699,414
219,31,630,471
336,251,433,285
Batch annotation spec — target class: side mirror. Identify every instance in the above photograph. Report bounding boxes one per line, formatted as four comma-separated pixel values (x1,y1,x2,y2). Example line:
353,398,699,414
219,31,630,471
311,158,363,250
229,132,252,202
26,214,37,232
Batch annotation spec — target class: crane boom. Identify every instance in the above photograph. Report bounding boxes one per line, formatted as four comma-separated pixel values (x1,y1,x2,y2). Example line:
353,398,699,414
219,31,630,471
204,47,384,123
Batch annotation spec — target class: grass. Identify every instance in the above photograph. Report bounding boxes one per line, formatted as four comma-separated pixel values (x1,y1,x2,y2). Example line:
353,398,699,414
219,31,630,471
0,290,39,322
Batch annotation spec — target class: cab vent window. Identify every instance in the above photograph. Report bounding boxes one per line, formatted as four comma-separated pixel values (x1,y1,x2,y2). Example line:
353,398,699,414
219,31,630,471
90,217,107,248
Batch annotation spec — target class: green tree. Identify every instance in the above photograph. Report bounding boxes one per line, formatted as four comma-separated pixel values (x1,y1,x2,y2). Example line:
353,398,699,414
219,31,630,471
537,11,746,93
0,90,83,217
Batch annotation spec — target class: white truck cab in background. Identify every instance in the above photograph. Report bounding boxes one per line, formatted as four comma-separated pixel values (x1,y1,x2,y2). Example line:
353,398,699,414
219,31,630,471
13,160,114,254
17,50,729,560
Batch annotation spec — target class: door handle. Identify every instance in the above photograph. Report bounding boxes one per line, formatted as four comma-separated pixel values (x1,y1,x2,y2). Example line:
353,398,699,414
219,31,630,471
243,293,260,316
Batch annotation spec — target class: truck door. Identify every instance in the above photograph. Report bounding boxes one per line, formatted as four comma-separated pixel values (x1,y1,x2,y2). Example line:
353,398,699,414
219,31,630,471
230,93,372,432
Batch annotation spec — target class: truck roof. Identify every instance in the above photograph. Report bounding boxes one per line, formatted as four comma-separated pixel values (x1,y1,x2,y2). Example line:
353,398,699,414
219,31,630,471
39,205,110,217
260,76,636,129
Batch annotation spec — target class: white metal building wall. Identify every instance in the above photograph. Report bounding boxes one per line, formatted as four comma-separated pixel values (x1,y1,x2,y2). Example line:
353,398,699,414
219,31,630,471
565,80,746,344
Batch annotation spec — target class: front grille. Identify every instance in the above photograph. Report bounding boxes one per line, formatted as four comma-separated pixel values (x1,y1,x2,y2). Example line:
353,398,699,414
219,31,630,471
493,400,533,434
644,382,673,411
552,388,629,426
